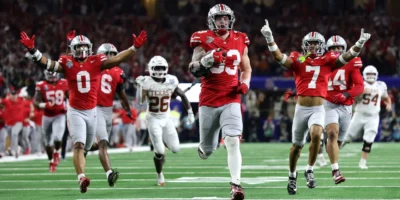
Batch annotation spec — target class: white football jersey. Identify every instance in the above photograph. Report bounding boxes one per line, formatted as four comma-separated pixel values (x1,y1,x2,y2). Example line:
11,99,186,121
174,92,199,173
142,75,179,117
354,81,388,115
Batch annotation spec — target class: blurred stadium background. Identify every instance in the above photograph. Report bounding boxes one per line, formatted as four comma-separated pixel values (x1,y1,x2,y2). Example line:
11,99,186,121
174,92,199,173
1,0,400,199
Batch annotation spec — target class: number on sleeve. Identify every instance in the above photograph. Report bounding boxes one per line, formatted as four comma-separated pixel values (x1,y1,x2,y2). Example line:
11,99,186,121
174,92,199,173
210,49,241,75
328,69,347,91
77,71,90,93
101,74,112,94
306,65,320,89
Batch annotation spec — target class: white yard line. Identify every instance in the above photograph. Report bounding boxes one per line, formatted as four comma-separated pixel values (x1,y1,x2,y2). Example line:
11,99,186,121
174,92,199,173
0,185,399,191
76,199,399,200
0,177,398,183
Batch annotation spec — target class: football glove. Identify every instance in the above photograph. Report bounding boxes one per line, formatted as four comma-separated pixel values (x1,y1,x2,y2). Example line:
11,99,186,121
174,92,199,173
187,109,195,124
260,19,274,43
200,48,227,69
132,30,147,50
355,28,371,48
236,82,249,95
20,31,35,50
332,92,350,104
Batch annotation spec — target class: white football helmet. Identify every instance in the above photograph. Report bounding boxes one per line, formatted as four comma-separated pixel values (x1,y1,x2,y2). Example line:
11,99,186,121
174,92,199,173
207,4,235,32
148,56,168,79
44,70,59,82
97,43,118,58
69,35,93,59
326,35,347,53
363,65,378,83
302,32,326,56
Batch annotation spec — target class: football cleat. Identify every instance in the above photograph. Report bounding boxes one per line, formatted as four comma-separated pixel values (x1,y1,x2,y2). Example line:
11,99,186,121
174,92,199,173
197,147,208,160
304,170,316,188
287,172,297,195
359,159,368,169
230,182,245,200
49,162,56,173
79,177,91,193
332,169,346,184
53,152,60,165
108,169,120,187
157,173,165,186
359,164,368,169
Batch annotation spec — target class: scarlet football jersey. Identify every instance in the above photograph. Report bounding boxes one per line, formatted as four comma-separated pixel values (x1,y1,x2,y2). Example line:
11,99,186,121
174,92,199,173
58,54,106,110
326,57,364,105
35,79,68,117
33,107,43,126
121,108,138,124
2,98,24,126
97,67,125,107
190,30,250,107
290,51,339,98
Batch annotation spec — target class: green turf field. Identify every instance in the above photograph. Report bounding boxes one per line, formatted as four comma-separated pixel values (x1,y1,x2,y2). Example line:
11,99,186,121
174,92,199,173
0,143,399,200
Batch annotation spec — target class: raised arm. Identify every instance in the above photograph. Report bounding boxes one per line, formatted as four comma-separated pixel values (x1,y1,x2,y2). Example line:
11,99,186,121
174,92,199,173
101,31,147,70
260,20,294,69
173,87,195,124
334,29,371,68
20,32,64,73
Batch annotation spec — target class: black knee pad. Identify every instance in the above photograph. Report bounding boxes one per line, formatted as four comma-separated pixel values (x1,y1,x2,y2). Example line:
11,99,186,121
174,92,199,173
154,153,164,160
362,141,372,153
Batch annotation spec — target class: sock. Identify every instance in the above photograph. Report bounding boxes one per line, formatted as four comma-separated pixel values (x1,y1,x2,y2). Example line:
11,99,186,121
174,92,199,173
359,158,367,166
306,165,314,171
157,172,165,183
50,158,54,163
331,163,339,170
78,173,85,181
106,170,112,179
224,136,241,185
289,171,297,178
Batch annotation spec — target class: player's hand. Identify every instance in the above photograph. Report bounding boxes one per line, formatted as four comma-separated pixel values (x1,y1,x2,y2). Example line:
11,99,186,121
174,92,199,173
132,30,147,50
187,109,195,124
386,103,392,112
126,110,133,120
260,19,274,43
355,28,371,48
236,82,249,95
66,30,76,41
284,91,296,102
200,48,227,69
333,92,349,104
20,31,35,50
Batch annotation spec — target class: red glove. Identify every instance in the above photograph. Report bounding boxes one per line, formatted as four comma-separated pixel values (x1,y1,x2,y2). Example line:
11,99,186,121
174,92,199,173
66,30,76,41
133,30,147,49
213,48,227,64
332,92,349,104
20,31,35,50
284,91,296,102
237,82,249,94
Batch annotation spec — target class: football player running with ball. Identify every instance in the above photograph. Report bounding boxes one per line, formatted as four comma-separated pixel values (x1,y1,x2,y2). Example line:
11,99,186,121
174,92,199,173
20,30,147,193
189,4,251,200
323,35,364,184
136,56,195,187
261,20,370,194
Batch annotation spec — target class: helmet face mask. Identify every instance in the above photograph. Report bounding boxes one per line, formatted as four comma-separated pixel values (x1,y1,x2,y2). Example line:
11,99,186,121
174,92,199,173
70,35,93,60
148,56,168,79
207,4,235,35
363,65,378,83
44,70,59,82
302,32,326,57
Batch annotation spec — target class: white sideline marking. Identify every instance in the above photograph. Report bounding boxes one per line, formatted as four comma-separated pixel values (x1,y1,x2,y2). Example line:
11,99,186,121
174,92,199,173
76,199,399,200
0,143,198,163
3,171,400,176
0,185,400,191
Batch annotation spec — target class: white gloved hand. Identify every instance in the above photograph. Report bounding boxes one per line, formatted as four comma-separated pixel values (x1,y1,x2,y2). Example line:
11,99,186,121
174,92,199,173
260,19,274,43
187,109,195,124
355,28,371,48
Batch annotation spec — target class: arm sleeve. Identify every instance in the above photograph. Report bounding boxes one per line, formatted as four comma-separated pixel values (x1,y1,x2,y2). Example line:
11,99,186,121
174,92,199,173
347,69,364,97
242,32,250,46
289,51,300,70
